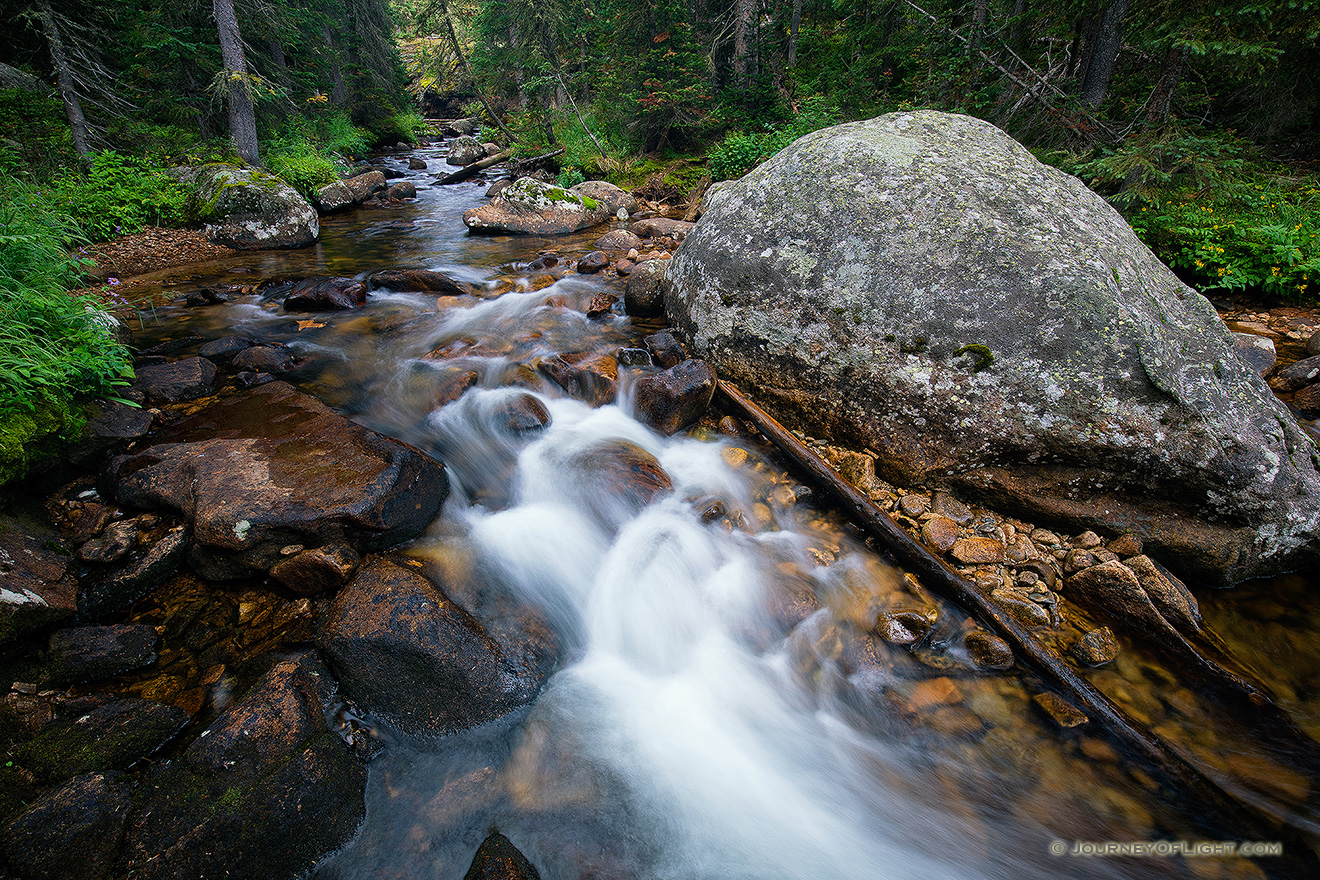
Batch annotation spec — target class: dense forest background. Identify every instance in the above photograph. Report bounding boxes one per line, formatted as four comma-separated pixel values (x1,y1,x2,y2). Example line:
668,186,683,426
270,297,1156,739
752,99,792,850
1,1,1318,479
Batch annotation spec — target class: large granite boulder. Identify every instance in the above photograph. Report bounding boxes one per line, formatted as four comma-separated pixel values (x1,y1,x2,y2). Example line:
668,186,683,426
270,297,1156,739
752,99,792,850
188,164,319,249
464,178,613,235
447,135,487,166
662,110,1320,585
106,382,448,579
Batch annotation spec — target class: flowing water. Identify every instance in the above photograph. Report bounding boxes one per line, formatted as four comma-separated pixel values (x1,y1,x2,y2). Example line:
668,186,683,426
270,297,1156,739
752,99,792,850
121,145,1320,880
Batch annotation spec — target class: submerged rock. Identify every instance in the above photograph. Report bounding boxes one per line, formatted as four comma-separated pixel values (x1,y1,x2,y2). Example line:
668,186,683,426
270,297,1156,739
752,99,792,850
663,110,1320,584
281,276,367,311
105,382,448,579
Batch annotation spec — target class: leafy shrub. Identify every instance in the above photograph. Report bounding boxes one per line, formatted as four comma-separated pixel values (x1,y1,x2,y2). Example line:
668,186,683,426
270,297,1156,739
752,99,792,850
557,168,586,188
320,112,371,160
0,171,134,482
375,110,428,145
265,137,345,196
707,97,842,181
49,151,187,241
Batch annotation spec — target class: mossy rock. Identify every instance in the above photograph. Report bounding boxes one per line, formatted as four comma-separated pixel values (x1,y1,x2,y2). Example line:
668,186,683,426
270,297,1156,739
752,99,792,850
0,398,83,487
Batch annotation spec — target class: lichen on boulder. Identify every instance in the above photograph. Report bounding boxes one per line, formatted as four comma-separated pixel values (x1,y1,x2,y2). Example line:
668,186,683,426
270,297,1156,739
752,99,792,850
662,110,1320,585
187,163,319,249
463,177,615,235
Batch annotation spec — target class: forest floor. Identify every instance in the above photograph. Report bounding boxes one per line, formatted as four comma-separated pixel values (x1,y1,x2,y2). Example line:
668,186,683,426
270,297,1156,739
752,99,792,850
79,226,236,283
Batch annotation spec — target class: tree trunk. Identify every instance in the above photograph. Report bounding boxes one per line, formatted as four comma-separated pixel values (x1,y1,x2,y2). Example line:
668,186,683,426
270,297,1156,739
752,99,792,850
1146,43,1189,124
509,22,527,109
213,0,259,165
36,0,90,159
734,0,755,90
323,27,349,105
1079,0,1130,109
1009,0,1029,58
787,0,801,68
970,0,989,61
267,37,294,96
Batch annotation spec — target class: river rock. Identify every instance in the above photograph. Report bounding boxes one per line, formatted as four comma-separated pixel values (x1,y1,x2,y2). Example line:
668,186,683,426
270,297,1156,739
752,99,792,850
269,544,360,596
282,276,367,311
1232,332,1276,377
644,330,685,368
71,399,153,468
231,343,296,373
921,515,959,551
447,135,486,166
1296,383,1320,419
629,217,694,240
539,352,619,407
388,180,417,200
662,110,1320,585
47,624,158,683
1308,329,1320,357
15,697,188,782
464,178,614,235
105,382,448,579
120,653,366,880
408,156,428,170
1072,626,1120,666
2,771,133,880
1270,354,1320,392
494,393,552,432
596,229,643,251
462,831,544,880
368,267,469,295
964,630,1013,670
950,536,1004,565
311,180,354,213
344,170,387,202
77,519,138,563
572,180,637,216
189,164,319,249
577,251,610,274
130,357,216,404
624,259,666,316
0,512,77,651
318,558,547,734
632,359,717,436
197,335,254,362
77,526,189,618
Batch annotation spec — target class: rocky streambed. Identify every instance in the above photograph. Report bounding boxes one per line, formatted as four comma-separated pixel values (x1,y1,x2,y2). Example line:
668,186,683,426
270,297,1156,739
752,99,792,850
3,124,1320,880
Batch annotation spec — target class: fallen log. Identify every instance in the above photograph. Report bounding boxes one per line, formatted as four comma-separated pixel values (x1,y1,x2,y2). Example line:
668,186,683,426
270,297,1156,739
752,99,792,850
436,150,514,186
716,379,1318,857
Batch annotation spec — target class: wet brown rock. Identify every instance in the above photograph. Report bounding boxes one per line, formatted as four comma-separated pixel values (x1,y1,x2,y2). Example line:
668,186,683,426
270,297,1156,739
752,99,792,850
77,526,189,618
318,559,545,734
47,624,158,683
931,492,973,525
344,170,387,202
494,393,552,433
431,370,480,409
231,344,296,373
367,268,469,295
908,676,963,711
408,156,428,170
1072,626,1120,666
618,347,652,367
121,652,366,880
197,335,254,362
1063,548,1098,573
106,382,448,580
1107,533,1143,557
1032,692,1088,728
1075,530,1103,549
1294,383,1320,419
131,357,216,404
1232,332,1276,377
644,330,685,368
282,277,367,311
875,611,932,645
569,441,674,528
623,259,667,317
921,515,959,552
15,697,189,781
964,630,1013,670
269,544,360,596
540,352,618,407
950,536,1004,564
1269,354,1320,392
78,520,138,563
2,771,133,880
585,291,618,318
463,831,543,880
387,180,416,200
595,229,642,251
1123,555,1200,634
576,251,610,274
628,217,694,239
898,494,929,517
1064,560,1179,642
990,587,1051,627
633,359,717,436
613,258,635,275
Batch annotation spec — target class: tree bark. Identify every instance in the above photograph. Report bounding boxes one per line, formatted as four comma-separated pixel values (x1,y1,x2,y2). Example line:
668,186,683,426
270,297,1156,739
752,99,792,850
734,0,755,90
970,0,989,61
323,26,349,105
1080,0,1130,109
1146,43,1189,124
267,37,294,96
36,0,90,159
213,0,260,165
788,0,802,68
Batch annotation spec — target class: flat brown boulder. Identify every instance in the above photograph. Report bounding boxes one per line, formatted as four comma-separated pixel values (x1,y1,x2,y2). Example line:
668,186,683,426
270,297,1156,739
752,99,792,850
282,277,367,311
0,512,77,651
106,382,448,579
367,268,470,295
344,170,387,202
629,217,694,239
121,652,366,880
130,357,216,404
632,359,716,435
595,229,643,251
317,558,551,734
2,771,133,880
540,352,619,407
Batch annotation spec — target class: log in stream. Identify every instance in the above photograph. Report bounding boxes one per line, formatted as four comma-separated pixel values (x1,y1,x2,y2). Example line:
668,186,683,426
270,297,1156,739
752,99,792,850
717,379,1318,870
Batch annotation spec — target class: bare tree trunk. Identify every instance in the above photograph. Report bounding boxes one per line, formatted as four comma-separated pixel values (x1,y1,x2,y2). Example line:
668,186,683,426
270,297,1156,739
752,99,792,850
1009,0,1029,58
970,0,989,61
1146,43,1189,124
1080,0,1130,109
214,0,259,165
323,26,349,105
267,37,294,96
734,0,755,90
36,0,90,159
788,0,801,68
509,22,527,109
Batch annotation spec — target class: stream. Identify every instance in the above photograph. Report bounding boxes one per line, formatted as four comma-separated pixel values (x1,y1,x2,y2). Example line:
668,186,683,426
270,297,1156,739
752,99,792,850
118,143,1320,880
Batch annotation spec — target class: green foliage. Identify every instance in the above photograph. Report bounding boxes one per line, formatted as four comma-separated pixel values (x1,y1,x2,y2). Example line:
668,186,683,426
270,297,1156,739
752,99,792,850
0,88,76,176
707,98,842,181
48,152,188,242
264,138,346,196
374,110,428,145
320,112,371,160
557,167,586,188
0,172,133,467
